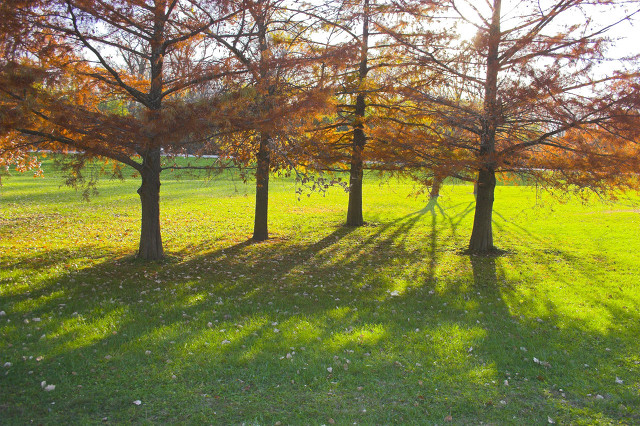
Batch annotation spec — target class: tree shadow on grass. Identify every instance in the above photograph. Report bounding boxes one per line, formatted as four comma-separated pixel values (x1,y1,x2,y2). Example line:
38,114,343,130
465,254,639,422
1,212,639,424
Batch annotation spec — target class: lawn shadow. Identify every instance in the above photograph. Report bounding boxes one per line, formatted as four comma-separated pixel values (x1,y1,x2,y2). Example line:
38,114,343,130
2,207,639,424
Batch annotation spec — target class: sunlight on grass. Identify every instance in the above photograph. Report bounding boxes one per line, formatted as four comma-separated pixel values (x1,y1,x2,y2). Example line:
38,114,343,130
327,324,386,351
430,323,486,363
50,307,129,353
1,166,639,424
9,290,66,314
181,292,207,308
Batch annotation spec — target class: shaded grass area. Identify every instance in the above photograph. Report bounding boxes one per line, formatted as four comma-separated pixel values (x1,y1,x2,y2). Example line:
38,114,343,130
1,164,639,424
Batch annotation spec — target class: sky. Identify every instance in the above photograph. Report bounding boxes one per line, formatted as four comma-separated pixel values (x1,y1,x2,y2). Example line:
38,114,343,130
449,0,640,75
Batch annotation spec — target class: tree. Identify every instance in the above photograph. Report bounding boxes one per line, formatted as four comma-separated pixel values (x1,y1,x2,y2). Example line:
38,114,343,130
0,0,243,260
384,0,640,252
203,0,332,240
306,0,411,226
0,0,56,180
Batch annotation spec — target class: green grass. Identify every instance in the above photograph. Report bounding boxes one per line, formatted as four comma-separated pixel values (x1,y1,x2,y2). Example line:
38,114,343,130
1,161,639,424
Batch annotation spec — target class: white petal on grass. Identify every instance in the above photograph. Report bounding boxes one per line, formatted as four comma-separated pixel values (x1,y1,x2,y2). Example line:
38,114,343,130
3,362,11,368
44,384,55,392
327,367,333,373
221,339,231,345
133,400,142,405
615,377,624,384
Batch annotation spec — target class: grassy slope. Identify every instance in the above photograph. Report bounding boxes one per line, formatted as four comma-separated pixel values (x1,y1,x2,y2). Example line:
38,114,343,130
1,162,639,424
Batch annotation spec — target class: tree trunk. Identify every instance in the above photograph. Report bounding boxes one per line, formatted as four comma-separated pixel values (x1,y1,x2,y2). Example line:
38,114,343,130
253,133,270,241
345,0,369,227
346,119,365,226
137,148,163,260
134,4,166,261
468,0,501,253
429,175,443,199
468,167,496,252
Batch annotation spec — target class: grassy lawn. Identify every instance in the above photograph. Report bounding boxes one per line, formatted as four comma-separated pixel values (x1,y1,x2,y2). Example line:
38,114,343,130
1,161,639,424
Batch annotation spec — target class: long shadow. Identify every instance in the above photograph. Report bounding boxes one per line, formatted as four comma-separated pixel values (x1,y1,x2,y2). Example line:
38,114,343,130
2,211,639,424
464,254,640,423
492,209,541,241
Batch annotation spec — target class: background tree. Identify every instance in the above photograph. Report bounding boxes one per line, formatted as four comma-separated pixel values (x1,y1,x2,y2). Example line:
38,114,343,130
203,0,333,240
0,0,242,260
306,0,416,226
0,0,57,180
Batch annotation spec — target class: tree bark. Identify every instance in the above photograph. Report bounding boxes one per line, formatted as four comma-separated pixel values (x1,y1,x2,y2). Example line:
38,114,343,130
469,0,501,253
346,93,366,226
468,167,496,252
137,148,163,260
429,175,444,199
346,0,369,227
253,132,270,241
134,3,165,261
